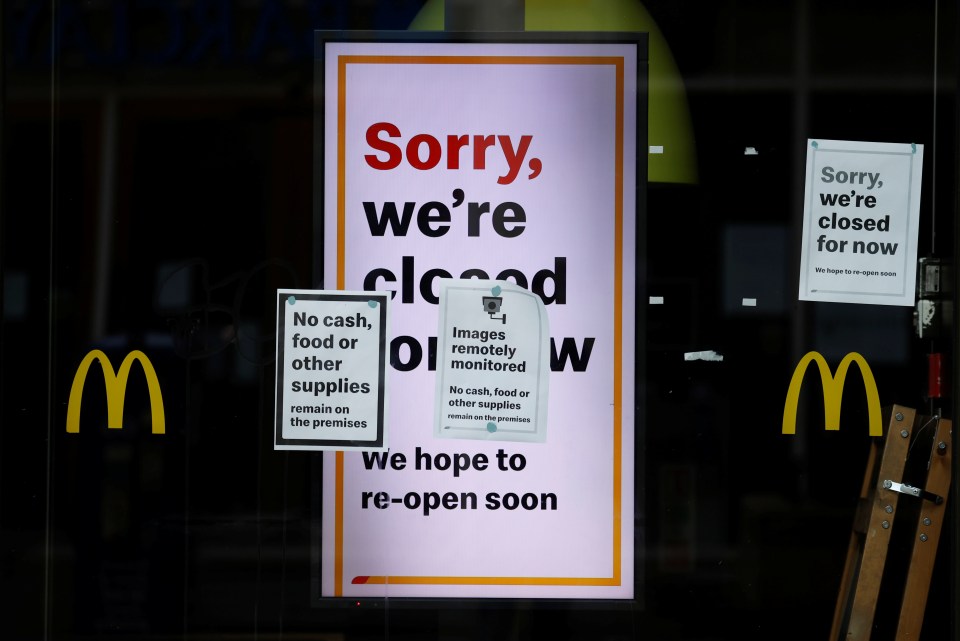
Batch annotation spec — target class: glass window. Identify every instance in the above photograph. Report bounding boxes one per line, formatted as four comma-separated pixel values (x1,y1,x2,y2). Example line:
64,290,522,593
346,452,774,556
2,1,956,639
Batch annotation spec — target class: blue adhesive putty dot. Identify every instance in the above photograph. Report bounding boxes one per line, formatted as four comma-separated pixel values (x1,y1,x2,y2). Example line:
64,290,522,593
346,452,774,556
287,296,296,305
486,422,497,433
491,286,502,297
367,299,378,308
811,140,818,149
912,142,917,154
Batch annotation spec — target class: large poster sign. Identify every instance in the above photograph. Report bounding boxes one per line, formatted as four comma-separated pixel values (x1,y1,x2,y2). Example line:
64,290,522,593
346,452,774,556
318,33,643,599
798,139,924,306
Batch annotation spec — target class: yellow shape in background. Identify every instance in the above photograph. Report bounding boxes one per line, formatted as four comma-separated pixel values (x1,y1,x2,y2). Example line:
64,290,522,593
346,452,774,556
409,0,698,184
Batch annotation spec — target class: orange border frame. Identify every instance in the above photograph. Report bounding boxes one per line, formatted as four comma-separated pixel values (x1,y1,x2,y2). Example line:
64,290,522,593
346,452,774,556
334,54,626,596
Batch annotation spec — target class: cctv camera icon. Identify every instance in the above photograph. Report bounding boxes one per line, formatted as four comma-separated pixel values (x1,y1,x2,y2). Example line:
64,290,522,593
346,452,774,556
482,296,506,324
483,296,502,313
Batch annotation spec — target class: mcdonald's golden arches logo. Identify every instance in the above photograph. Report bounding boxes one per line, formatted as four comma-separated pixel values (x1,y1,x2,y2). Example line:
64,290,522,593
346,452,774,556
782,351,881,437
67,350,165,434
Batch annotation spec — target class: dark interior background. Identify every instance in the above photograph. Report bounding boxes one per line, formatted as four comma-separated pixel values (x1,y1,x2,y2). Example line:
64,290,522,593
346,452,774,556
2,1,957,639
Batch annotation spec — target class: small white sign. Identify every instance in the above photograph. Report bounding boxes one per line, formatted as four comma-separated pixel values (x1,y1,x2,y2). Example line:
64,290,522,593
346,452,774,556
799,139,923,306
274,289,389,451
434,279,550,443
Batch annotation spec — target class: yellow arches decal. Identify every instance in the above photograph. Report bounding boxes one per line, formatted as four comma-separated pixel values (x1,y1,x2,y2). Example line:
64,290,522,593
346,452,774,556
783,351,882,437
66,350,165,434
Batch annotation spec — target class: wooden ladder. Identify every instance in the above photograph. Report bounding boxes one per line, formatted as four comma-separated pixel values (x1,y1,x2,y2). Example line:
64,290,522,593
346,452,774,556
830,405,953,640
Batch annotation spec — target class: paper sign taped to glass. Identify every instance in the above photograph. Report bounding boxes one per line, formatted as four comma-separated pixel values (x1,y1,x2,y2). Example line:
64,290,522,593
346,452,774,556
434,279,550,443
273,289,390,451
798,138,924,306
